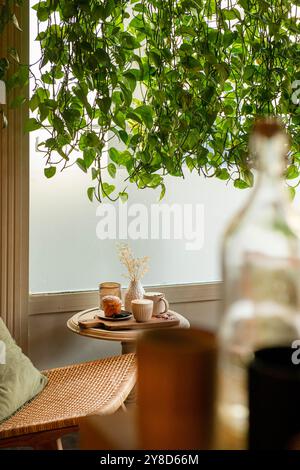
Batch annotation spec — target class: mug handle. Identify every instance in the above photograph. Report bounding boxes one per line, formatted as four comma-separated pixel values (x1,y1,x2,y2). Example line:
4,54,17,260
160,297,169,313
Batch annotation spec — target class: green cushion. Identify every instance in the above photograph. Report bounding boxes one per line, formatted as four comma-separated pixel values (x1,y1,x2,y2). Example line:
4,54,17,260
0,318,48,423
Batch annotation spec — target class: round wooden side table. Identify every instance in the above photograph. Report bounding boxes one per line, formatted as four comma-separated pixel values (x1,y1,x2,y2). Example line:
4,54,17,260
67,307,190,354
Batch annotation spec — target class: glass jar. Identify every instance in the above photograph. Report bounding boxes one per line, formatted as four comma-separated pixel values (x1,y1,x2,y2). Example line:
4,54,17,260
99,282,122,309
218,119,300,446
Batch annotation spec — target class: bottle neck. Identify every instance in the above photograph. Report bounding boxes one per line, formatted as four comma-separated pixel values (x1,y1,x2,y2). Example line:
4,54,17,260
254,170,288,206
251,132,289,206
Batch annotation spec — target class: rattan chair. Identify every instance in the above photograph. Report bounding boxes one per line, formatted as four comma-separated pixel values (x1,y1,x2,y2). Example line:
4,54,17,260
0,353,136,449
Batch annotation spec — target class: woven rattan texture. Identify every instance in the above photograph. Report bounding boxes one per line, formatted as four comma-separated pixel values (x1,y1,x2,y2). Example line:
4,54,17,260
0,353,136,439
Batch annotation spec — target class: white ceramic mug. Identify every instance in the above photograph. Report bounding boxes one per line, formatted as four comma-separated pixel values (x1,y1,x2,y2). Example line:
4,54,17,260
143,292,169,316
131,299,153,322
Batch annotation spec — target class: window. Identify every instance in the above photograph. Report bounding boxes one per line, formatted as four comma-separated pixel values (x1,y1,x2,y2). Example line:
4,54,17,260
29,2,300,294
30,156,250,293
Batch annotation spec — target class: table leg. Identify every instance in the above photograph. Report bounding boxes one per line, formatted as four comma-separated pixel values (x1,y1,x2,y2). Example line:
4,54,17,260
121,342,137,406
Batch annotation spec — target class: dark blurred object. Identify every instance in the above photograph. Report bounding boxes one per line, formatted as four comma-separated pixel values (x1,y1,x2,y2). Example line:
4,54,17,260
80,411,137,450
249,346,300,449
137,328,217,450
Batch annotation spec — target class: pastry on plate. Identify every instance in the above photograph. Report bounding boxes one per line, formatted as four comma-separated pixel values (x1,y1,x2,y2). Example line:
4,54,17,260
102,295,122,317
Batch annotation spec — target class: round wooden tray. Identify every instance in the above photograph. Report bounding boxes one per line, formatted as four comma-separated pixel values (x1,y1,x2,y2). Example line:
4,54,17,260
67,307,190,343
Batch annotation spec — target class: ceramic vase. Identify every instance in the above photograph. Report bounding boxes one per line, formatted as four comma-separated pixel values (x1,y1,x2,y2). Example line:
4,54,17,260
124,280,145,313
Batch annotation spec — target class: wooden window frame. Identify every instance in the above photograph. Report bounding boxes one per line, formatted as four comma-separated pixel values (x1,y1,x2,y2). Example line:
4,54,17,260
29,282,222,316
0,5,29,351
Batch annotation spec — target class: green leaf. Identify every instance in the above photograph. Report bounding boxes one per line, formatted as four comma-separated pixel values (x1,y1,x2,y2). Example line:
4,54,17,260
119,83,132,106
18,66,29,87
29,94,39,112
109,148,132,167
24,118,41,132
103,0,115,18
244,65,256,81
223,8,241,20
76,158,87,173
7,66,29,90
223,105,234,115
95,48,110,66
102,182,115,197
87,187,95,202
41,72,54,85
91,168,99,180
123,71,137,92
234,178,249,189
109,147,121,163
52,115,65,134
113,111,126,129
285,164,299,180
121,33,140,50
37,6,49,21
223,31,238,48
127,110,143,125
214,63,230,82
108,163,116,178
134,105,153,129
44,138,57,149
38,89,51,103
159,184,166,201
93,4,106,20
242,170,254,187
83,148,96,168
288,186,296,200
98,96,111,114
119,191,128,203
185,156,195,172
182,56,201,70
44,166,56,178
10,95,26,108
119,130,128,144
216,168,230,180
79,132,102,150
38,103,49,122
144,174,162,188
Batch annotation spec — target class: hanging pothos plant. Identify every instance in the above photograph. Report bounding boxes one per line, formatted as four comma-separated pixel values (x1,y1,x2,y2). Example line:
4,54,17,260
28,0,300,201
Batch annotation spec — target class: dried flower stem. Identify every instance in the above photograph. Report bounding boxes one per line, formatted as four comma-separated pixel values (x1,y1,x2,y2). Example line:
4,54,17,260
117,243,149,282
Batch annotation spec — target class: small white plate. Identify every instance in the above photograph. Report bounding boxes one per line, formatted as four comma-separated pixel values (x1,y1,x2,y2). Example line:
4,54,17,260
96,309,133,322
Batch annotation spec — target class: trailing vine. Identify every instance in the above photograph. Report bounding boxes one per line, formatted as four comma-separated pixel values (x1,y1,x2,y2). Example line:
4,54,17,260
29,0,300,201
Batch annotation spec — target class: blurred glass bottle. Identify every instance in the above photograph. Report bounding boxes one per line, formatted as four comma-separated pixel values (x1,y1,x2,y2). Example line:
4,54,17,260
218,119,300,447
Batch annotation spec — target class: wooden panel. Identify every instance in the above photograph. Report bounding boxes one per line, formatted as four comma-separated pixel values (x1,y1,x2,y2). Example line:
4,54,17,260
0,5,29,350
